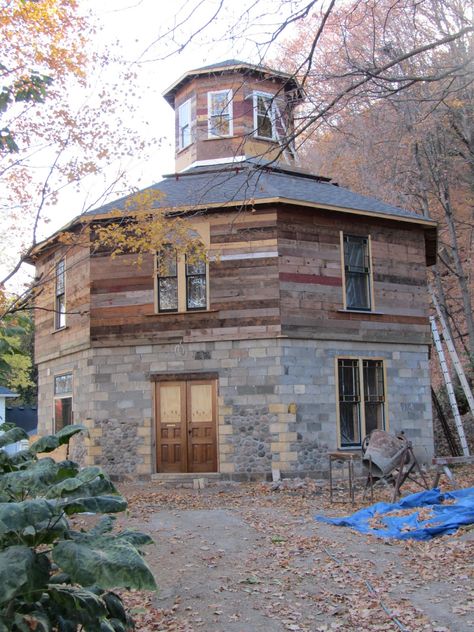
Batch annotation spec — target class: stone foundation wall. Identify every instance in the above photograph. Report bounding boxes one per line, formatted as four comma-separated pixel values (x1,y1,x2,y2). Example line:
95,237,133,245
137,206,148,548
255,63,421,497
36,338,433,478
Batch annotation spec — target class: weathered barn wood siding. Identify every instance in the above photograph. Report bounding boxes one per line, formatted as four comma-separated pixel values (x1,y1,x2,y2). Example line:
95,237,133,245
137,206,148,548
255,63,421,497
89,209,282,346
35,242,91,364
277,208,430,344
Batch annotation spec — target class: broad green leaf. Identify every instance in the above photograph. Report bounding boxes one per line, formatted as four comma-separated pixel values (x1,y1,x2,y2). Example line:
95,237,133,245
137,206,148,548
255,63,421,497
30,434,59,454
55,424,88,445
62,495,127,515
0,546,50,604
103,592,128,624
48,586,108,626
0,458,78,499
116,530,154,546
53,534,157,590
89,515,116,536
0,426,28,448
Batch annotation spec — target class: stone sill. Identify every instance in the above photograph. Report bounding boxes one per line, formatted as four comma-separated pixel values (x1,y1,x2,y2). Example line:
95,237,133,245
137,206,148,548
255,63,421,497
52,326,69,334
337,309,386,316
145,309,219,318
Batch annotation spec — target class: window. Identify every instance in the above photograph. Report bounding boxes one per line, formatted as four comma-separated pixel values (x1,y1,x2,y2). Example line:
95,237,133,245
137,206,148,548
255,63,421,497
208,90,233,137
337,359,386,448
342,234,372,311
156,246,178,312
54,373,73,432
55,259,66,329
178,99,192,150
186,255,207,310
155,247,208,313
253,92,275,140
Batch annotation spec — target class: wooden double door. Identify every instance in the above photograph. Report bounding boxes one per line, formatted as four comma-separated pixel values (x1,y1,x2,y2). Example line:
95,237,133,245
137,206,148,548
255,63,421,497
155,379,217,473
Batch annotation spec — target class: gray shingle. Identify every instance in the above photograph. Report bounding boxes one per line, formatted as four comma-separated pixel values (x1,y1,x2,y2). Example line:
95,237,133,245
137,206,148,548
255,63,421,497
87,161,433,224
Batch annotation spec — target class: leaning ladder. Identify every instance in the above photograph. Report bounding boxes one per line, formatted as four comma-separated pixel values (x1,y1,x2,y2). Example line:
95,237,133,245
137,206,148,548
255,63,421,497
430,315,470,456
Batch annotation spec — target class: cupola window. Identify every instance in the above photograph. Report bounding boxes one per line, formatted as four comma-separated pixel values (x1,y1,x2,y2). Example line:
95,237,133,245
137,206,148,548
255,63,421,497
178,98,192,150
208,90,233,138
253,92,275,140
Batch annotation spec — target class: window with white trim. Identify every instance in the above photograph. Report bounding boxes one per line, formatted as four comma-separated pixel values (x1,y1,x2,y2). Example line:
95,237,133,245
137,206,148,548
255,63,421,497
337,358,386,448
343,234,372,310
178,98,192,150
54,373,73,432
208,90,233,138
55,259,66,329
253,92,275,140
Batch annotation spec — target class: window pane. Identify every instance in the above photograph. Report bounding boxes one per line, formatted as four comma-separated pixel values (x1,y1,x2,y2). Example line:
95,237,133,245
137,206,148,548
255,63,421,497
256,95,273,138
55,373,72,395
187,276,206,310
338,359,361,447
56,295,66,329
340,402,361,446
186,258,206,275
209,91,231,136
363,360,385,435
344,237,367,271
158,278,178,311
365,402,385,435
55,397,72,431
158,247,177,276
56,260,65,294
178,100,192,148
346,273,370,309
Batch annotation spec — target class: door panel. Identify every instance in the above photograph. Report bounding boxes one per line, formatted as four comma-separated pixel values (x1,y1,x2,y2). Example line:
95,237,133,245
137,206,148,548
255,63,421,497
156,382,186,473
156,379,217,473
187,381,217,473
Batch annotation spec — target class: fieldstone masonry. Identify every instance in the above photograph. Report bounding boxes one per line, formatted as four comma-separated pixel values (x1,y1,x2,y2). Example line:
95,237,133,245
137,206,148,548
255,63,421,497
37,338,433,479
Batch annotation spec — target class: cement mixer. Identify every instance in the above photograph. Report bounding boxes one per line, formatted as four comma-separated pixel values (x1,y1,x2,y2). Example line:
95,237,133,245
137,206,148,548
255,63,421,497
362,429,428,501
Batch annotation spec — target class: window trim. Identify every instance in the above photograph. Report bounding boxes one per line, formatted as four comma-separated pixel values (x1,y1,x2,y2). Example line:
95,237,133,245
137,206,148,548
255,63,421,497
178,98,192,150
54,258,66,330
154,251,209,314
207,89,233,138
340,232,375,311
253,91,276,141
53,372,73,433
335,356,388,449
155,246,179,313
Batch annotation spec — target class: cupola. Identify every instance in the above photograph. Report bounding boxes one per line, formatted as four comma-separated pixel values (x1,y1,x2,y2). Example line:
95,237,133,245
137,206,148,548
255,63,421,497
163,59,304,172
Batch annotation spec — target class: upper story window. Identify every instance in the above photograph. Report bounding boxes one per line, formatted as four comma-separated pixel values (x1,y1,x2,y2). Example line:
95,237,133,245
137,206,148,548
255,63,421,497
155,246,208,314
178,98,192,150
156,245,178,313
54,372,73,432
253,92,275,140
55,259,66,329
342,234,372,311
337,358,386,448
208,90,233,138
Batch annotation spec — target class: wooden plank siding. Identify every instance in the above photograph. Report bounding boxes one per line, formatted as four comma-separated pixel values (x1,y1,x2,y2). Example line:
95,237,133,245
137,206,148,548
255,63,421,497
88,209,282,346
277,207,431,344
35,241,91,364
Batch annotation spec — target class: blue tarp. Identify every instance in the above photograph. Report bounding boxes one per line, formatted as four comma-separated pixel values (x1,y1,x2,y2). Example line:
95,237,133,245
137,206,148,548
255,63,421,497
315,487,474,540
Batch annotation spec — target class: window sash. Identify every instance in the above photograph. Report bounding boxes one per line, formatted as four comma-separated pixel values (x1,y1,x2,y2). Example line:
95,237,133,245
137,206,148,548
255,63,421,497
54,396,72,432
343,235,371,310
178,99,192,150
208,90,232,137
338,359,385,447
254,93,274,139
55,259,66,329
156,247,178,313
185,256,207,311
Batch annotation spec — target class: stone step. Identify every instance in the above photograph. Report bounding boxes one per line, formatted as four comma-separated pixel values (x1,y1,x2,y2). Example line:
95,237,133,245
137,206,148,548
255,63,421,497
151,472,222,487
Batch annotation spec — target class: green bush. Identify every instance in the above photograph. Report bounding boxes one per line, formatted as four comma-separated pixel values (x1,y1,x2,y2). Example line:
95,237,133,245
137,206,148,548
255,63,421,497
0,423,156,631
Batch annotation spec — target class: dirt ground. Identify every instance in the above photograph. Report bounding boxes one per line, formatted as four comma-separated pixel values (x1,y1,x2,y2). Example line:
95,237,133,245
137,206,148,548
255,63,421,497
115,471,474,632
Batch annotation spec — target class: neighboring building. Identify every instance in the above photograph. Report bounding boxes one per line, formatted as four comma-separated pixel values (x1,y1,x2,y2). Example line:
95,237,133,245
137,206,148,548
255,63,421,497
0,386,18,425
27,60,437,480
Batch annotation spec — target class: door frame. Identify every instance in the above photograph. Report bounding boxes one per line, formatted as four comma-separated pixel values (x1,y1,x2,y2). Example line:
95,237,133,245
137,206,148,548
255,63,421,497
152,372,219,474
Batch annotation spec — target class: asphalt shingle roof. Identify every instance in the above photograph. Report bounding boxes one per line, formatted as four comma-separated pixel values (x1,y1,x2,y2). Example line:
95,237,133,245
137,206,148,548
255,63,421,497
87,161,433,224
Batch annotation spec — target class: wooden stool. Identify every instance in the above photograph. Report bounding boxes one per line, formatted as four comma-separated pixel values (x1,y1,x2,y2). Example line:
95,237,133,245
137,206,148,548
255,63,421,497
329,451,358,505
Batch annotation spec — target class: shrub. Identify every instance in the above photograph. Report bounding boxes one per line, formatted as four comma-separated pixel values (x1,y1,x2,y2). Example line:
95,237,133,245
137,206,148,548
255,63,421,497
0,423,156,631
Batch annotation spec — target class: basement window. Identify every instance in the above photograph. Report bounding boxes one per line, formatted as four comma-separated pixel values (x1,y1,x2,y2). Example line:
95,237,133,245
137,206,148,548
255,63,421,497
337,358,386,448
54,373,73,432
